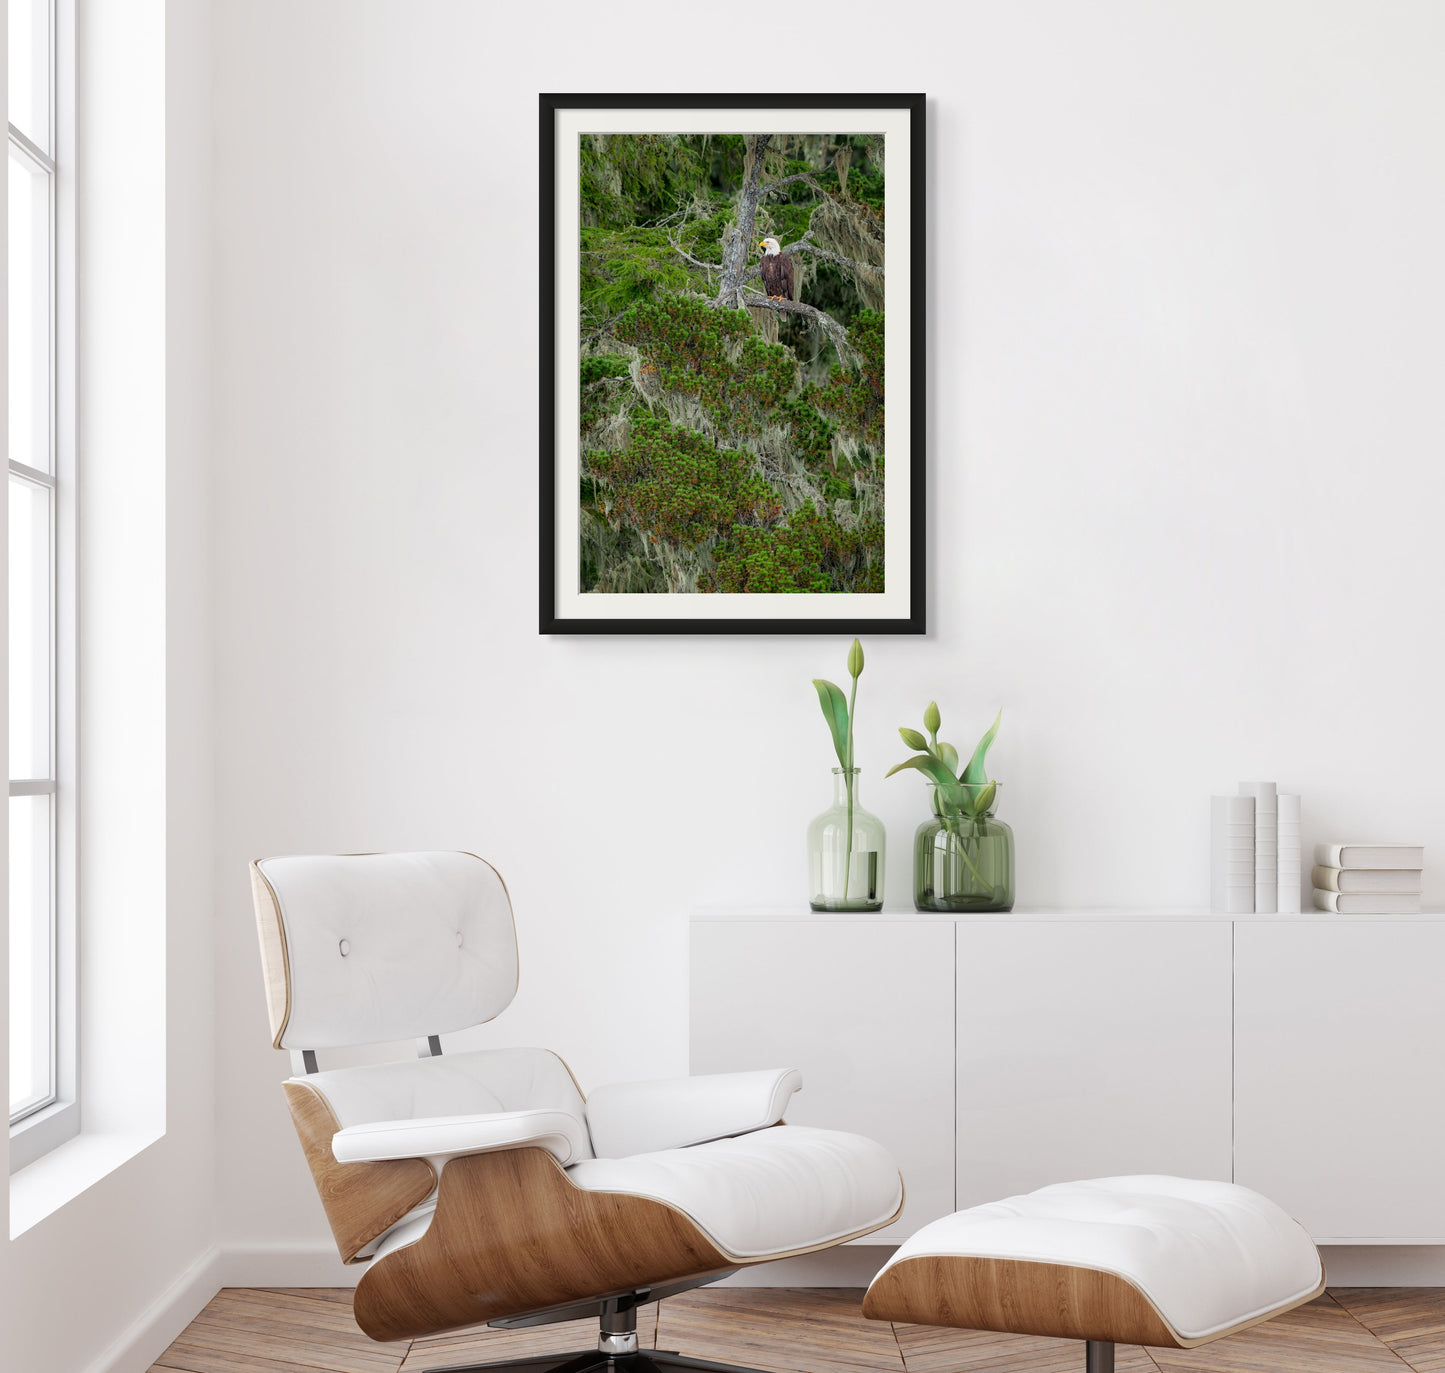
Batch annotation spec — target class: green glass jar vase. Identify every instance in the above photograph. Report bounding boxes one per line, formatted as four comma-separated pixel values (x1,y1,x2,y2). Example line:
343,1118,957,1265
914,782,1014,912
807,767,886,911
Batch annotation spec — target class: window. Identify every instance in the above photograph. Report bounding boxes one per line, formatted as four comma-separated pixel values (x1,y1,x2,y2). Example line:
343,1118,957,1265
9,0,73,1153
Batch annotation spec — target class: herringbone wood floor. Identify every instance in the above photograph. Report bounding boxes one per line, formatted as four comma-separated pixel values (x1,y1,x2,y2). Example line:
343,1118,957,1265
148,1287,1445,1373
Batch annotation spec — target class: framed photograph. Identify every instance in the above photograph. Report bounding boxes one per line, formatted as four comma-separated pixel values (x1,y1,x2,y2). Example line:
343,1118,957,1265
540,93,925,635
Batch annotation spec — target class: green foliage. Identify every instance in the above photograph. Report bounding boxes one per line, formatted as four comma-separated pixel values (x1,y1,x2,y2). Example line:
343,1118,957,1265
781,397,835,467
812,678,852,771
580,354,631,386
962,710,1002,786
816,309,885,448
763,201,814,246
581,208,733,320
812,636,864,778
581,227,700,321
841,164,886,212
580,135,708,230
615,295,798,436
811,637,867,896
888,704,1004,822
585,414,781,550
579,361,635,437
577,134,888,597
702,508,880,593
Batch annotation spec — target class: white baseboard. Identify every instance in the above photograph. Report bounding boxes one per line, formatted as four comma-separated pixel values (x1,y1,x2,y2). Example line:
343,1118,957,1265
82,1243,222,1373
1320,1245,1445,1285
714,1245,897,1287
220,1240,361,1288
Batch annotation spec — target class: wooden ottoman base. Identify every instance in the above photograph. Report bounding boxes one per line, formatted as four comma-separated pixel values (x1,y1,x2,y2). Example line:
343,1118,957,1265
861,1177,1325,1371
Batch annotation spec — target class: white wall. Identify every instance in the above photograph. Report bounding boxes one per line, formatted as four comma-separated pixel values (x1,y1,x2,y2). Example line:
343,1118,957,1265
2,4,217,1371
209,2,1445,1266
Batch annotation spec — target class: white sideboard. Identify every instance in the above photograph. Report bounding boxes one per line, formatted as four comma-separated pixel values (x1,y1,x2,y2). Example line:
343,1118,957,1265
689,918,955,1241
690,910,1445,1246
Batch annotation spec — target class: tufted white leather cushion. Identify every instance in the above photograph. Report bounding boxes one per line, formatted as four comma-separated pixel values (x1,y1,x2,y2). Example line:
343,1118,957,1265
302,1047,592,1159
873,1176,1322,1343
566,1124,902,1259
372,1122,902,1265
257,852,518,1049
585,1069,803,1159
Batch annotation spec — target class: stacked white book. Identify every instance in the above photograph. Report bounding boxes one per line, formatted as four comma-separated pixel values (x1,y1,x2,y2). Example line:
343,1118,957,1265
1211,795,1255,913
1276,793,1302,912
1312,844,1425,914
1213,783,1301,913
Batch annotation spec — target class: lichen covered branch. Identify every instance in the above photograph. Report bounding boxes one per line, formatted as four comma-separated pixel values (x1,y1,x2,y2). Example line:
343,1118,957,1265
735,290,859,370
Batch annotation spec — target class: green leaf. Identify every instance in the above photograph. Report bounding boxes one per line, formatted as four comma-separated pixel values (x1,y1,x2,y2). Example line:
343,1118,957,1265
973,780,998,815
938,741,959,775
885,753,959,789
942,784,969,813
812,679,850,769
923,700,941,734
899,727,929,751
962,709,1002,786
847,637,865,679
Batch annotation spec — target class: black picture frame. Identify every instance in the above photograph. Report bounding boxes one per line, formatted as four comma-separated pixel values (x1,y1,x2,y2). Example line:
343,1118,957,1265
540,93,925,635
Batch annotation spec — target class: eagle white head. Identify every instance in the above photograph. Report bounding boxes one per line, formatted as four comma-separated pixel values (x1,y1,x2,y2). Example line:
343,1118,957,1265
758,237,783,255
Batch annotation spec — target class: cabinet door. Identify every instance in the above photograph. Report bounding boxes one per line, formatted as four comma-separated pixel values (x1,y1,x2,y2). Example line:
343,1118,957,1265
956,921,1233,1207
1235,920,1445,1240
690,919,955,1241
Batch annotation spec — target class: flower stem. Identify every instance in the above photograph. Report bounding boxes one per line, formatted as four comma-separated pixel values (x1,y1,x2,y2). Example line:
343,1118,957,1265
943,811,987,887
842,674,857,898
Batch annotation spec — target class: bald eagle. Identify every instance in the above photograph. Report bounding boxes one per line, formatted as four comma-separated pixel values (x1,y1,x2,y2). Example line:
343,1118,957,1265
758,237,795,302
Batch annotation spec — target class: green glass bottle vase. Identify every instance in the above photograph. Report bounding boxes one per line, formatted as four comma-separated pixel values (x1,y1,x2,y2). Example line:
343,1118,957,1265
913,782,1014,912
807,768,886,911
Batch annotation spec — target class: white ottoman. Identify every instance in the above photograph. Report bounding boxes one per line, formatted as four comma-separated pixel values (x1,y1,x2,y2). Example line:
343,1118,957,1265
862,1176,1323,1373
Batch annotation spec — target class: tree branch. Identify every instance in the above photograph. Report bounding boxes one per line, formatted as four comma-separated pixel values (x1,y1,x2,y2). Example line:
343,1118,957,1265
761,171,833,200
735,290,859,369
668,233,723,276
715,135,772,310
662,194,725,279
790,236,882,279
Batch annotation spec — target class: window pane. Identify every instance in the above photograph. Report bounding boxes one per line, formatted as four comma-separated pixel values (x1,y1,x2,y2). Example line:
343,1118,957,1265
7,0,50,150
9,793,53,1118
9,150,50,474
9,475,51,780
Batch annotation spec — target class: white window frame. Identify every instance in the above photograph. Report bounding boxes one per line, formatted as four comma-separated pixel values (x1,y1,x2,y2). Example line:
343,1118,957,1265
9,0,77,1171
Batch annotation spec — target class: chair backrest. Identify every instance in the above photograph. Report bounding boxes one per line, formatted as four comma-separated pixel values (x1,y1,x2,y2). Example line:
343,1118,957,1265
251,851,518,1051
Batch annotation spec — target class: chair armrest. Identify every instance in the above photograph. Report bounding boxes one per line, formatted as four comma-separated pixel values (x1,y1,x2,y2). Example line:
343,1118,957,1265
585,1068,803,1159
332,1108,589,1168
